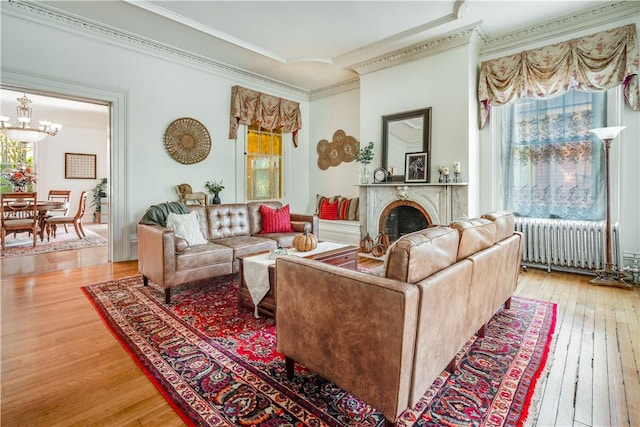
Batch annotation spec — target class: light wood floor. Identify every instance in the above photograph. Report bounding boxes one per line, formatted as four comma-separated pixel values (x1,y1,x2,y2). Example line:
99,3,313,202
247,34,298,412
1,243,638,426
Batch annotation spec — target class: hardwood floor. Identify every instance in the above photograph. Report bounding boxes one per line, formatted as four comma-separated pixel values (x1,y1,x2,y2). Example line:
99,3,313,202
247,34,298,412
1,245,638,426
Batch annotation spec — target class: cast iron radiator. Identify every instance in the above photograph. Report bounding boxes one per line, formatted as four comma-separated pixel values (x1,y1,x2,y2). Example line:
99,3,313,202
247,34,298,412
514,217,621,274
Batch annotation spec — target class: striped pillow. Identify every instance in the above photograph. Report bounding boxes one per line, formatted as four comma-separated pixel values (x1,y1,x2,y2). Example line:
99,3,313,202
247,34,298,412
315,194,340,216
338,197,359,220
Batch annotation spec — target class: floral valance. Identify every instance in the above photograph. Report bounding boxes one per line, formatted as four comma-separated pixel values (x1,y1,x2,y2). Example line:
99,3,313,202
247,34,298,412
228,85,302,147
478,24,640,129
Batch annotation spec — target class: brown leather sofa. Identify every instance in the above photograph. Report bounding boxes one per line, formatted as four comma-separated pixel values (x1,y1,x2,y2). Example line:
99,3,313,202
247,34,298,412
137,201,318,303
275,211,522,426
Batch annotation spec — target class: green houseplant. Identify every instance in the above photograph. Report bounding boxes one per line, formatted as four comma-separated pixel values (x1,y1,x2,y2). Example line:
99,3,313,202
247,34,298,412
91,177,108,222
205,180,224,204
354,141,375,184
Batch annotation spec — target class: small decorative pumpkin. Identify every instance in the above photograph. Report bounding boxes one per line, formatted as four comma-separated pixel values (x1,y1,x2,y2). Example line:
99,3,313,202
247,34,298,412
371,244,386,257
359,233,374,253
293,230,318,252
376,231,390,249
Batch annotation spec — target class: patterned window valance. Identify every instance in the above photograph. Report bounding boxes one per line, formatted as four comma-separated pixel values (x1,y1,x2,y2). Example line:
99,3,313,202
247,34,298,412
228,85,302,147
478,24,640,129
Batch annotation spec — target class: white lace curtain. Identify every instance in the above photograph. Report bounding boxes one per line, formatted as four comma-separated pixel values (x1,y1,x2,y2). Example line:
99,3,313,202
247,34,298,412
478,24,639,129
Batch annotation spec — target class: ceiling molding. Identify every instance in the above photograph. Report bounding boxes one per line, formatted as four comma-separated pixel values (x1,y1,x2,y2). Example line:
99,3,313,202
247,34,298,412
309,78,360,101
348,23,483,76
3,0,310,100
481,1,638,56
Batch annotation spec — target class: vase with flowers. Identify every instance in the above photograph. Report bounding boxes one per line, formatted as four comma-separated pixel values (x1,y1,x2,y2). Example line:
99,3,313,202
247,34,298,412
205,180,224,204
1,166,37,192
354,141,375,184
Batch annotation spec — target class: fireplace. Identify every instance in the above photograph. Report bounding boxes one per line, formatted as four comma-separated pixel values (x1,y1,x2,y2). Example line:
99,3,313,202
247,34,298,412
379,200,431,242
359,183,468,243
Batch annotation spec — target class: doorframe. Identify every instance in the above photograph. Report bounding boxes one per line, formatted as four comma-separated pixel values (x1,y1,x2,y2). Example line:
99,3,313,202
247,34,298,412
1,69,129,262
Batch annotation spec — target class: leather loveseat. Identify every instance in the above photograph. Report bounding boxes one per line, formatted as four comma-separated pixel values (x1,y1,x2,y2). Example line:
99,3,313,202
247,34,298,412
137,201,318,303
275,211,522,426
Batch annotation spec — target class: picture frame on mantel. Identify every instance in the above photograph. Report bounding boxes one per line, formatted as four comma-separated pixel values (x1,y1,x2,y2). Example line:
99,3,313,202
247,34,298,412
405,152,428,183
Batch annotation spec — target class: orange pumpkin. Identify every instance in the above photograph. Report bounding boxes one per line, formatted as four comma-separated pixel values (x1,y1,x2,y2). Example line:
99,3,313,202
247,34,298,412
293,230,318,252
359,233,374,253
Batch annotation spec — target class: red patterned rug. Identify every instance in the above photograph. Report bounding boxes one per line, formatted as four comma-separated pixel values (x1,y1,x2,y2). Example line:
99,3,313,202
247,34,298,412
1,226,107,258
83,274,556,426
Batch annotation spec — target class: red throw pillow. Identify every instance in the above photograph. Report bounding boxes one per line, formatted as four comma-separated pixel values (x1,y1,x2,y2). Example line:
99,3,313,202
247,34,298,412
260,204,294,233
319,198,339,220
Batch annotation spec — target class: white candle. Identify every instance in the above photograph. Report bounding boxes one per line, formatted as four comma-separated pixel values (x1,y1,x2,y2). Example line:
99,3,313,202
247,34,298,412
443,167,449,175
453,162,461,173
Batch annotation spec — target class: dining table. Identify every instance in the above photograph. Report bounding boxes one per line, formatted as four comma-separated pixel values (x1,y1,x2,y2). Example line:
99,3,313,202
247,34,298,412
3,200,67,242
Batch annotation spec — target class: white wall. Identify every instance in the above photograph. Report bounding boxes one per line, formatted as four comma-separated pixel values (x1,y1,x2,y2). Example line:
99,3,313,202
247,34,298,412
308,89,360,212
360,44,477,215
35,122,109,221
1,12,311,256
2,7,638,264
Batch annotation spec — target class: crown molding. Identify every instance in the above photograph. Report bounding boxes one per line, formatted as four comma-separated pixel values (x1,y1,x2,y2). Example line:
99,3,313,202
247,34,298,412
481,1,638,57
347,23,483,77
308,78,360,101
2,0,310,101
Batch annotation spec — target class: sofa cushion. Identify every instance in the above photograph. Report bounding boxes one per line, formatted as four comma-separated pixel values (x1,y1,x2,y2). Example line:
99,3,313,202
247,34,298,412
385,226,460,283
260,204,294,233
481,211,515,241
206,204,251,240
166,211,208,246
450,218,496,260
214,235,276,258
175,243,233,271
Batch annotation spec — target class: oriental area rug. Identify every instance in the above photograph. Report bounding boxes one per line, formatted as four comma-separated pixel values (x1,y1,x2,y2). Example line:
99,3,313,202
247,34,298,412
1,226,107,258
83,274,557,427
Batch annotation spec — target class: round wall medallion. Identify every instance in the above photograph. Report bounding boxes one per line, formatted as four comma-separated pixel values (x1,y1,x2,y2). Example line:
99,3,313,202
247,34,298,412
164,117,211,164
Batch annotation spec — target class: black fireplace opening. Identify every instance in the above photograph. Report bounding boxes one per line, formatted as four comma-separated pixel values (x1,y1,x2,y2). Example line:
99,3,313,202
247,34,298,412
383,206,429,242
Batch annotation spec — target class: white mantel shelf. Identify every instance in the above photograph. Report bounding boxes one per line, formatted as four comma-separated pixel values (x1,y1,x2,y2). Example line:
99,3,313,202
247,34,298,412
358,183,468,187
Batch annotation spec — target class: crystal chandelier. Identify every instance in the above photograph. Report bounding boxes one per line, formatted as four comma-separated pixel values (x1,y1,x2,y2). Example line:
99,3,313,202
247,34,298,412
0,94,62,143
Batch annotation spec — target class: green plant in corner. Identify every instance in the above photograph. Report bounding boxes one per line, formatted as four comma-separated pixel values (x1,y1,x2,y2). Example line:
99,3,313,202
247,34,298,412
91,177,108,219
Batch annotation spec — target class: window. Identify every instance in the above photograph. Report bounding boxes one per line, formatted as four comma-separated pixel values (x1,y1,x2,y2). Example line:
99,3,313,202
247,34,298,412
0,134,35,191
246,125,282,200
501,89,605,220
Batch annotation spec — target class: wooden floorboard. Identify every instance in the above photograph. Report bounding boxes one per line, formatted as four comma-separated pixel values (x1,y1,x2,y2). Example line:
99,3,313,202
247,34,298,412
1,241,638,426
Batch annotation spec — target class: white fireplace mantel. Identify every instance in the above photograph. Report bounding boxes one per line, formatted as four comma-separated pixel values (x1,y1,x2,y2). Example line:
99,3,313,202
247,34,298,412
359,183,468,239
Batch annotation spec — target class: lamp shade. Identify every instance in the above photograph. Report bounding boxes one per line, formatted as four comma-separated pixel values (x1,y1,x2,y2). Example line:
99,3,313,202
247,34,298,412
590,126,626,141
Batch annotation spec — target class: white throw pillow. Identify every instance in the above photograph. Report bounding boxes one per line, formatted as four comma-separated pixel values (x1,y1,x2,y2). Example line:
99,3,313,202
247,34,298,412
166,211,208,246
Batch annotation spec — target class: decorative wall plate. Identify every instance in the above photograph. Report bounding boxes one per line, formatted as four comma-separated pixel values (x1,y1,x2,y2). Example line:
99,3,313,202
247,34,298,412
164,117,211,164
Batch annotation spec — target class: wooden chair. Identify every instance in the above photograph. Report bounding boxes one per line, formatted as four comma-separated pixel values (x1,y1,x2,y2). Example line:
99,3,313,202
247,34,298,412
47,190,71,232
45,191,88,240
1,192,38,249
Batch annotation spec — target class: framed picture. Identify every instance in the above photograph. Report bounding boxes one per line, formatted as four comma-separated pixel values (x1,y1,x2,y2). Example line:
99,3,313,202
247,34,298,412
65,153,97,179
405,152,428,183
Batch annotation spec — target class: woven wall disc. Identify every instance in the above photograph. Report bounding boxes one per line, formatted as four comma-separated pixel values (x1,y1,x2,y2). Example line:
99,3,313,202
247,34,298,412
164,117,211,164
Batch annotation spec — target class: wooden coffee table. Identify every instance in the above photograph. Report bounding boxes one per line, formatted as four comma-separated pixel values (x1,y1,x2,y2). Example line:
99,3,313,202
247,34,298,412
237,244,358,318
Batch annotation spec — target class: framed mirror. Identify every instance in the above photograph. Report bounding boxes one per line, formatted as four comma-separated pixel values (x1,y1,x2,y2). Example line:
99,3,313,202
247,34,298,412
381,107,432,182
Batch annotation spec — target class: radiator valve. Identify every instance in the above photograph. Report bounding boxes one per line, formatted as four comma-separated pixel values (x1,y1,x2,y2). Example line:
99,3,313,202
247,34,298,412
624,259,640,284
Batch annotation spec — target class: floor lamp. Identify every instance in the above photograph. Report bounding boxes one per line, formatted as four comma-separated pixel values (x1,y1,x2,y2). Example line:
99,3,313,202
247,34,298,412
589,126,631,289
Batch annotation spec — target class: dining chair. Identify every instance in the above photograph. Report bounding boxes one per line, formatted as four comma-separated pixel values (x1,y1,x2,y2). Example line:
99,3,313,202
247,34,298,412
45,191,88,240
1,192,38,249
47,190,71,232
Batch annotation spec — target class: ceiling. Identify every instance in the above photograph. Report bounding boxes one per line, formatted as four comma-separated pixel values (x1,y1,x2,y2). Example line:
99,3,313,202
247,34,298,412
33,0,610,92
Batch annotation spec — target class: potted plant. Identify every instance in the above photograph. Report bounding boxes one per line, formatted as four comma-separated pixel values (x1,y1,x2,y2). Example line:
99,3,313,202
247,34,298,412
205,180,224,204
354,141,375,184
91,177,108,223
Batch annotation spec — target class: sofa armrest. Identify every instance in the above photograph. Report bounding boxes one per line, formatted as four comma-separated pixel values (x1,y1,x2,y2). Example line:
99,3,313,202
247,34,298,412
136,223,177,286
290,213,319,235
275,255,419,423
